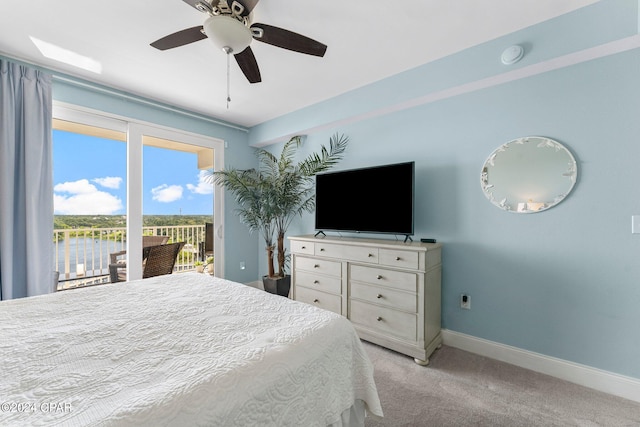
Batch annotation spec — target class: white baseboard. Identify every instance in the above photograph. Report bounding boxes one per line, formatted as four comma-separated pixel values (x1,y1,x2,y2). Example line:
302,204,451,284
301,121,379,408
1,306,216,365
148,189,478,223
441,329,640,404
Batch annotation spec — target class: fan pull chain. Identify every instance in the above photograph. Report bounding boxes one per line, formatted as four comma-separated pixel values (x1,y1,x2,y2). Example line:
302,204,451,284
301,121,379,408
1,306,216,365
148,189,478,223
226,49,231,109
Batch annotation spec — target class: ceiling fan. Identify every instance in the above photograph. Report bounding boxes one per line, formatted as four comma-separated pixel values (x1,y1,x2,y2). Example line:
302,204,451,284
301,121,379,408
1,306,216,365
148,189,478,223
150,0,327,84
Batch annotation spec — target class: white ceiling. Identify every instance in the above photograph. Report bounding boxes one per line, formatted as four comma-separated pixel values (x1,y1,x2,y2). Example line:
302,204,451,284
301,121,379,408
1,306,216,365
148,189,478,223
0,0,597,128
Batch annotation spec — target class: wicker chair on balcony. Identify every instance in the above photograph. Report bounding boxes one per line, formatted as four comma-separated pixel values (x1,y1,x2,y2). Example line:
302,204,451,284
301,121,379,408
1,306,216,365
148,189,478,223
109,239,184,283
109,235,169,266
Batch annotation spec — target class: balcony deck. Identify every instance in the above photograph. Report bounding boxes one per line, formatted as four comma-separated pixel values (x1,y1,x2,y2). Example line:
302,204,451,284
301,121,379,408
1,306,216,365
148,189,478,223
54,224,209,291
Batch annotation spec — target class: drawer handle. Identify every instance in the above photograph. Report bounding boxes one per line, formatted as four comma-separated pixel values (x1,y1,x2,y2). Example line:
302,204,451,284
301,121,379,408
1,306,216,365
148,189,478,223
313,280,319,284
314,264,320,268
320,248,325,252
368,253,374,258
396,256,401,261
314,299,319,303
376,294,383,299
301,246,306,249
376,275,383,280
376,316,383,322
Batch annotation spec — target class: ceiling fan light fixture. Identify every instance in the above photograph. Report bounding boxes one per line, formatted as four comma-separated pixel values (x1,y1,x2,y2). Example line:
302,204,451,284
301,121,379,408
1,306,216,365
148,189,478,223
251,27,264,38
230,1,245,16
195,1,213,14
203,15,252,53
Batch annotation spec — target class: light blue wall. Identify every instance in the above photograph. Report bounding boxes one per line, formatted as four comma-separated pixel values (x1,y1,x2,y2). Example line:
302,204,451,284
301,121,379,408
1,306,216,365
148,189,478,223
248,0,639,147
249,0,640,379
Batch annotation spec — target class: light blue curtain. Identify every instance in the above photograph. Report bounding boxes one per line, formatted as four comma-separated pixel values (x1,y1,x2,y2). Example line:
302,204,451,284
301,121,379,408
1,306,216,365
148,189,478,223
0,60,53,300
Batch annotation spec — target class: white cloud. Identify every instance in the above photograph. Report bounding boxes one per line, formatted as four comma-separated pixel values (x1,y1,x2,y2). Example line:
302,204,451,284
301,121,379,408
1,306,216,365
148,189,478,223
54,179,96,194
93,176,122,189
54,179,123,214
151,184,183,203
186,170,214,195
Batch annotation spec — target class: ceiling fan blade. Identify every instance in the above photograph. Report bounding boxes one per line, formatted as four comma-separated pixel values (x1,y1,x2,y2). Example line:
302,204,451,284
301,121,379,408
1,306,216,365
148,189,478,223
150,26,207,50
234,47,261,83
251,23,327,57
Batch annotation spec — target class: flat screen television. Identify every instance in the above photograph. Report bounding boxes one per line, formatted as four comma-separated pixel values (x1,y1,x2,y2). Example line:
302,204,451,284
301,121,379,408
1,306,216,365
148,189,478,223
315,161,414,237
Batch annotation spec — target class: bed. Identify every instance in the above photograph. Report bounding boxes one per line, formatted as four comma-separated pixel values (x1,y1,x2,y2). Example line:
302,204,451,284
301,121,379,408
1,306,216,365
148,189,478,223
0,273,383,426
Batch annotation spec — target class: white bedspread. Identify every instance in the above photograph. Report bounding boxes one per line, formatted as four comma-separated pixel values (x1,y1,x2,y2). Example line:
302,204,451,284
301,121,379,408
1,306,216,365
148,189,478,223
0,273,382,426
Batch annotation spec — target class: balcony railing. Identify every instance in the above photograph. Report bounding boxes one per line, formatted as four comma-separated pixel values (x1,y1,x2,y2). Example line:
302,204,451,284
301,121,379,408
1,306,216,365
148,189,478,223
54,225,208,289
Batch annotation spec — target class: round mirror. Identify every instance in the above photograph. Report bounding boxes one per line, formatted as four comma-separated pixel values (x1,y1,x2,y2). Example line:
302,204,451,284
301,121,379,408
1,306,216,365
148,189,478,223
481,136,577,213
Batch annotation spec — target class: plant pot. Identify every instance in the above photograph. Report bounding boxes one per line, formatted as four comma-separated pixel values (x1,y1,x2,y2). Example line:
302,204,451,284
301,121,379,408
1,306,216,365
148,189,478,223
262,275,291,297
196,265,204,273
207,264,214,274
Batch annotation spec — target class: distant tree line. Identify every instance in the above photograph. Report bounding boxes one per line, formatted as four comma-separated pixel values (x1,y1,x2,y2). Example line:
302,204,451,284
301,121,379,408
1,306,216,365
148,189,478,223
54,215,212,230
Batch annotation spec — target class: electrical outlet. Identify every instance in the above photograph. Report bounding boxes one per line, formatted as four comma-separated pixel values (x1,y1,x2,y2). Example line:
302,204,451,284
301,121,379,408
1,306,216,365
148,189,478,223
240,261,246,270
460,294,471,310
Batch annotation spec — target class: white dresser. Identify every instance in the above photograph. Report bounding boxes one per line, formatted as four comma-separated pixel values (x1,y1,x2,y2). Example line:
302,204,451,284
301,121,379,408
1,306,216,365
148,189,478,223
289,235,442,365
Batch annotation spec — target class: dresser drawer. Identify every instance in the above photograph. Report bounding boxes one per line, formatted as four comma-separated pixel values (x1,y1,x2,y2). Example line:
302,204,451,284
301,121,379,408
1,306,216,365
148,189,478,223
295,256,341,277
295,271,342,294
350,300,416,341
350,265,417,293
296,287,342,315
315,242,378,263
379,248,419,270
291,240,314,255
350,282,416,312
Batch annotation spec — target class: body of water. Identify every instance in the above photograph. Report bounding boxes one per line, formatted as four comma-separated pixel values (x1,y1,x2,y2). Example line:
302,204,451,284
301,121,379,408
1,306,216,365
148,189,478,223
55,237,124,276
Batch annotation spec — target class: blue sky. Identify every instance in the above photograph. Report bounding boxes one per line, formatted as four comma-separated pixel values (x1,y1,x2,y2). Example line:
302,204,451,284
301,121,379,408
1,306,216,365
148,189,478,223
53,130,214,215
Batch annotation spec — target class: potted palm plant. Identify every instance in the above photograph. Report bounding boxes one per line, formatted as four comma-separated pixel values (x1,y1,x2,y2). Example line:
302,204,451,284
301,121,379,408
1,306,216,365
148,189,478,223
211,133,348,296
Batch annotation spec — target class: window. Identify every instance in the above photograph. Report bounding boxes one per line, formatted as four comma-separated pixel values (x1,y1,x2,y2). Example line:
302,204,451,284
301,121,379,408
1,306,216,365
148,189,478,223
53,105,224,288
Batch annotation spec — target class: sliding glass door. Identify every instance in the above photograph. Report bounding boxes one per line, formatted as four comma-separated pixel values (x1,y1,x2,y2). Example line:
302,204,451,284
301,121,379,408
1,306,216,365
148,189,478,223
53,105,224,287
129,123,224,280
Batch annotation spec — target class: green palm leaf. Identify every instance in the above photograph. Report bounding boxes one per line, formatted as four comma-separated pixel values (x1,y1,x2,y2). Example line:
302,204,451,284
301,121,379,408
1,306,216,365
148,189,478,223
207,133,348,278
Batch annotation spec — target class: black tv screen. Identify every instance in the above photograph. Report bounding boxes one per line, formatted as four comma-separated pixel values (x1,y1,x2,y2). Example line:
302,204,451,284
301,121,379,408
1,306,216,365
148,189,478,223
315,161,414,236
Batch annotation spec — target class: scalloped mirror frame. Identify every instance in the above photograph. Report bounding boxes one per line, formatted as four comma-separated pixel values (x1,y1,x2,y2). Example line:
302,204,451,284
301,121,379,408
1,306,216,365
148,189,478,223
481,136,577,213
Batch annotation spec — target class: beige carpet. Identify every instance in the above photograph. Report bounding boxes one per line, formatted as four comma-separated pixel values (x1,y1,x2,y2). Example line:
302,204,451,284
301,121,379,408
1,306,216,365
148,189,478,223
362,342,640,427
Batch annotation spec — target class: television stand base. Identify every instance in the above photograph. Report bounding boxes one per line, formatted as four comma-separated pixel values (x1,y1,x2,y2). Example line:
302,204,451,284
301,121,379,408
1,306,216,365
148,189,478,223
289,234,442,365
404,235,413,243
314,230,326,238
